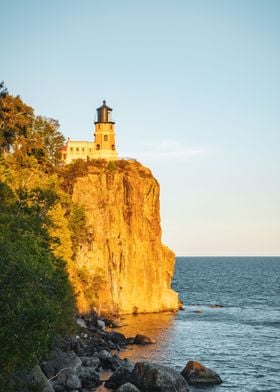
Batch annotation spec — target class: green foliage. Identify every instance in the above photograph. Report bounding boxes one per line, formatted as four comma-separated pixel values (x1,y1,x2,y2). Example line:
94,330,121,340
58,159,89,194
0,86,92,388
68,203,87,253
78,266,106,302
0,182,75,387
107,160,117,171
0,82,65,165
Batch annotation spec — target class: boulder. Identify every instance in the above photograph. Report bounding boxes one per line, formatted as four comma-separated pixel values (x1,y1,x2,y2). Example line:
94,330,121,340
181,360,222,385
21,365,55,392
126,337,135,345
79,366,101,388
52,368,81,391
65,372,81,390
76,317,87,329
71,336,87,356
108,331,128,346
97,319,106,330
104,365,132,389
41,349,81,379
87,336,108,352
110,319,127,328
132,361,189,392
116,382,141,392
134,334,156,345
98,349,113,362
98,349,122,370
80,356,100,369
41,348,82,391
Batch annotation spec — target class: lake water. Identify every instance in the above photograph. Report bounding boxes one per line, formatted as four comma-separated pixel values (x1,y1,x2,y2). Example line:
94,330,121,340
118,257,280,392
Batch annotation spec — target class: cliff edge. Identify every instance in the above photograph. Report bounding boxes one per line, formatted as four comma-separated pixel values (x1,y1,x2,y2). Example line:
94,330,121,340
69,160,179,314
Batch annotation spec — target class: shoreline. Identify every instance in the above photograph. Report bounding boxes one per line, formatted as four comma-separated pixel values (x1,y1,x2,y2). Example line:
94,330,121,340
31,311,222,392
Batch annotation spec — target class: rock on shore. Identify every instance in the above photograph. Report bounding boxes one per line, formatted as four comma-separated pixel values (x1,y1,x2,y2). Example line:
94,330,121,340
181,360,222,385
131,362,189,392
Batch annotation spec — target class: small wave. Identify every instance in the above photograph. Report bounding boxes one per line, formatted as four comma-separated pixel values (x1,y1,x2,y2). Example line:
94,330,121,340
244,320,280,328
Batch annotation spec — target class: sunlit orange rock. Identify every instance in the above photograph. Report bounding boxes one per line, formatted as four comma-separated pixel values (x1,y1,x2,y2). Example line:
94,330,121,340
181,360,222,385
69,160,179,315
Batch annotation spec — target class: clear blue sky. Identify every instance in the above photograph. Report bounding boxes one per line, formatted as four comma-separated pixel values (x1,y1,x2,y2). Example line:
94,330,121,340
1,0,280,255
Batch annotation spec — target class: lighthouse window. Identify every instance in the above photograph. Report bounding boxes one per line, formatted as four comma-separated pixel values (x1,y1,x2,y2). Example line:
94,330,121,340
82,147,85,152
104,135,108,141
76,147,79,152
70,147,73,152
96,144,100,150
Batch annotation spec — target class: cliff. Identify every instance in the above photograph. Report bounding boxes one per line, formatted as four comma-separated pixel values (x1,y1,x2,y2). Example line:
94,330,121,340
69,160,179,315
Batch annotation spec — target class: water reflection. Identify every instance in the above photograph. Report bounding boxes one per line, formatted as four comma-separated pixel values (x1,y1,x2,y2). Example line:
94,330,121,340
113,312,176,363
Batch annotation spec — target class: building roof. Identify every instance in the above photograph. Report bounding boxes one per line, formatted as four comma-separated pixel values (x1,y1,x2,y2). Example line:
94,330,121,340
97,100,112,111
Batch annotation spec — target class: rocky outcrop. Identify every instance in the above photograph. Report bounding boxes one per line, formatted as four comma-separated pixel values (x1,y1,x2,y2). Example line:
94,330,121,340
181,360,222,385
134,334,156,345
70,160,179,314
131,361,190,392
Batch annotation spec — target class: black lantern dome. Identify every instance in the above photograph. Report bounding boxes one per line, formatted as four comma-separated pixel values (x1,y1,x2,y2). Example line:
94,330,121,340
95,100,114,123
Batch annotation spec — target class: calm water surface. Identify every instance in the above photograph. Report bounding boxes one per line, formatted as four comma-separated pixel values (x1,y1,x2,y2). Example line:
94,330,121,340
118,257,280,392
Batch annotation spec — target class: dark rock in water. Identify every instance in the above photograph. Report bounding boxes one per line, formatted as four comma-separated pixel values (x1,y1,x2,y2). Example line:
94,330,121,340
179,300,185,310
110,319,127,328
108,331,128,346
79,366,101,388
134,334,156,345
108,340,119,350
210,304,224,308
181,360,222,385
104,365,132,389
132,361,189,392
126,337,135,345
115,382,141,392
122,358,135,370
80,356,100,369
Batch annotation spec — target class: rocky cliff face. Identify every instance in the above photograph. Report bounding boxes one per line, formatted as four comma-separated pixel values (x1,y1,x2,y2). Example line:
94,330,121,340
70,160,179,315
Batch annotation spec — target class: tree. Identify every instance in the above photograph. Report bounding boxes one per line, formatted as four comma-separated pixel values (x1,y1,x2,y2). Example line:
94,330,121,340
0,83,65,165
0,182,75,387
0,83,33,154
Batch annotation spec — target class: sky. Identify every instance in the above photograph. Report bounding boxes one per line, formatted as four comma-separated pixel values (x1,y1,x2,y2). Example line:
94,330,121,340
1,0,280,256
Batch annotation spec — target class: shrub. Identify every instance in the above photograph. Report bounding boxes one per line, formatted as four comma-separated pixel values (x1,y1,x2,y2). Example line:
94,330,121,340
0,182,75,387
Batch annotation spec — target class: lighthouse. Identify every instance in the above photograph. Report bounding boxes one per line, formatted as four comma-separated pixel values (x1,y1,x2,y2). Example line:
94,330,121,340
94,100,118,160
61,100,118,164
